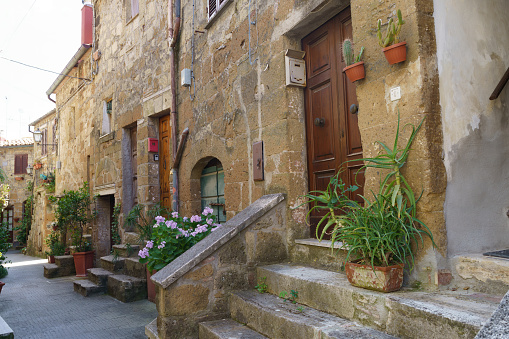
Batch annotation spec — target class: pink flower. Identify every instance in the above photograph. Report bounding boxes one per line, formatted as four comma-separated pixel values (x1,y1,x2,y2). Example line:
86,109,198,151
146,240,154,249
158,241,166,249
165,220,178,229
171,212,179,218
190,215,202,223
206,218,213,225
203,207,214,216
155,216,165,223
138,248,150,258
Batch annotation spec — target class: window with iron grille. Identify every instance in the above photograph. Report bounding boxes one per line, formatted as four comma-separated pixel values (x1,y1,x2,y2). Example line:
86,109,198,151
14,154,28,174
208,0,229,21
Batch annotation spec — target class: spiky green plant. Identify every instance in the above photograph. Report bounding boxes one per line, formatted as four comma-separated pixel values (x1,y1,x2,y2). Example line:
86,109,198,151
342,39,365,66
377,9,405,47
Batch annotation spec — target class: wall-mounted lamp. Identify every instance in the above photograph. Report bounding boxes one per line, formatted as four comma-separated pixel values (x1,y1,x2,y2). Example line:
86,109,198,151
26,165,33,175
31,128,57,146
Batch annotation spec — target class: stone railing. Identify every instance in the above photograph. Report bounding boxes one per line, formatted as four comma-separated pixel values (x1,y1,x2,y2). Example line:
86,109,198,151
150,193,286,338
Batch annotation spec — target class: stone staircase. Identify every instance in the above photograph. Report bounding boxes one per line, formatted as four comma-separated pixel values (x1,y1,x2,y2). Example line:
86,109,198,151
194,263,500,339
73,244,148,302
43,255,75,278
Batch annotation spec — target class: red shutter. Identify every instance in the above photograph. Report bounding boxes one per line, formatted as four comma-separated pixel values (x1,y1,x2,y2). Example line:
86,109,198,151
14,155,21,174
22,154,28,174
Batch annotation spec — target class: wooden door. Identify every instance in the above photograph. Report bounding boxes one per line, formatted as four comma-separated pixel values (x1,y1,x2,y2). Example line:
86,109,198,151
130,127,138,205
159,115,171,210
303,8,364,239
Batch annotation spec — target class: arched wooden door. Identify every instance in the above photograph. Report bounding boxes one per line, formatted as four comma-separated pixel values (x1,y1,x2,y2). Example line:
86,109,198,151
303,7,364,238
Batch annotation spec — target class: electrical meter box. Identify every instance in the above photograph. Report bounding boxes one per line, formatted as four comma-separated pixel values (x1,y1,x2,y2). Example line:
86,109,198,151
285,49,306,87
181,69,192,87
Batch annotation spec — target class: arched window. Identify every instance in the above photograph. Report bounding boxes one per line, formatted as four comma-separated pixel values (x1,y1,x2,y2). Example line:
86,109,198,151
200,158,225,223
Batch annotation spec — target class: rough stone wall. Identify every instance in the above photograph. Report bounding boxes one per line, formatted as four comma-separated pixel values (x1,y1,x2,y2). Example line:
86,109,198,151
0,144,33,245
28,110,57,257
350,0,446,287
156,200,287,338
434,0,509,256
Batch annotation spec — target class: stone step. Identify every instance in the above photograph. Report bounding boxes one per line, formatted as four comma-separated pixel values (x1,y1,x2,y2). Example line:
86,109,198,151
145,318,158,339
199,319,268,339
43,263,59,279
73,279,106,297
258,264,500,339
124,257,146,279
124,232,141,245
230,290,396,339
112,244,140,258
87,267,114,286
100,255,125,272
107,274,147,303
451,254,509,295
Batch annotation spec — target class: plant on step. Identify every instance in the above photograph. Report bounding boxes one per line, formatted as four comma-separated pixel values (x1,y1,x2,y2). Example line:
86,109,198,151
124,203,170,244
49,182,97,253
377,9,405,47
279,290,298,304
138,207,221,271
255,276,268,293
111,203,122,246
342,39,364,66
45,230,66,257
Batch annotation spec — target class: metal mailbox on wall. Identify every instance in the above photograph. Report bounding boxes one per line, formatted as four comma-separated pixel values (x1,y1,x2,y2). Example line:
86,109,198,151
148,138,158,152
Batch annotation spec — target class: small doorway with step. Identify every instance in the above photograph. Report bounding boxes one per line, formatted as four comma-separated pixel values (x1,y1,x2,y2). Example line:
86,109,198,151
302,7,364,239
96,194,115,258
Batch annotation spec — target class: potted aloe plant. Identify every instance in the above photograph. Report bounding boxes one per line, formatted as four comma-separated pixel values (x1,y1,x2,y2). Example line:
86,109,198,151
299,112,435,292
342,39,365,82
377,9,406,64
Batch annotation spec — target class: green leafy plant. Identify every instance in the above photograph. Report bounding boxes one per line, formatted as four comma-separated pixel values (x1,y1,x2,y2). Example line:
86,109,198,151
298,112,435,272
0,222,12,254
342,39,364,66
0,252,8,279
377,9,405,47
49,182,97,253
111,203,122,246
138,207,221,271
14,194,33,245
278,290,298,303
0,167,9,213
45,231,65,257
278,291,287,299
255,277,268,293
296,306,305,313
124,203,170,244
43,172,56,193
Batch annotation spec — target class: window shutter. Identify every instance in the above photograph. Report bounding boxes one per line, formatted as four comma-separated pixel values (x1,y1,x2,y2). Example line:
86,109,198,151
14,155,21,174
22,154,28,174
208,0,217,20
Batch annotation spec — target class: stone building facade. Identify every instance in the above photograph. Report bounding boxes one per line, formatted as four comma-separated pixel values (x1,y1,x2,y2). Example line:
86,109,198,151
39,0,509,313
0,138,33,246
27,109,58,256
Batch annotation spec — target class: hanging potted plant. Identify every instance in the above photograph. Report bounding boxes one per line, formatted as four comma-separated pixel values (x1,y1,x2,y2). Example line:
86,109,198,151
342,39,365,82
298,112,435,292
50,182,97,277
377,9,406,64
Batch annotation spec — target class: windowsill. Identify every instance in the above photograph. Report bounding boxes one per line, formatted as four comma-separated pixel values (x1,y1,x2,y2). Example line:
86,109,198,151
99,131,115,143
205,0,233,29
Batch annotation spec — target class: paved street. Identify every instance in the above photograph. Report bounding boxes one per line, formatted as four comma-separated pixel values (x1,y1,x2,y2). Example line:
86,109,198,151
0,250,157,338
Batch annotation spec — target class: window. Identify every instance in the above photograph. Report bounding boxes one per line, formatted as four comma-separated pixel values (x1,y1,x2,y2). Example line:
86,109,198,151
208,0,228,21
1,207,13,242
125,0,139,22
102,99,112,135
200,158,225,223
14,154,28,174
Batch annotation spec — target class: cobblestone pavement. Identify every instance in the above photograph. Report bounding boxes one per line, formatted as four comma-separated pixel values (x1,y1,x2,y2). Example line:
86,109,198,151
0,250,157,339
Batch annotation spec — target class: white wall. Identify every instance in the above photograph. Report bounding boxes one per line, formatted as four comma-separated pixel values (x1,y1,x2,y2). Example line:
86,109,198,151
435,0,509,255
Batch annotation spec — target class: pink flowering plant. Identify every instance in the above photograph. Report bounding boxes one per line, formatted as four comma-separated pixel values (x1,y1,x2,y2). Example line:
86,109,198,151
138,207,221,271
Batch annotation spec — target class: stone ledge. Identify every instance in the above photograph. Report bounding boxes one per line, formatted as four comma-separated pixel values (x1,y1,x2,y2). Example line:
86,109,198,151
295,238,343,249
152,193,285,289
0,315,13,339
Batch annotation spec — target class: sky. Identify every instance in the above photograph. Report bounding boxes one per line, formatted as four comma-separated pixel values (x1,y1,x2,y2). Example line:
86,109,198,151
0,0,84,141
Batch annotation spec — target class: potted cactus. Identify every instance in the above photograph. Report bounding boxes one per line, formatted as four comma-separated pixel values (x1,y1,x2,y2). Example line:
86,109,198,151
377,9,406,64
342,39,365,82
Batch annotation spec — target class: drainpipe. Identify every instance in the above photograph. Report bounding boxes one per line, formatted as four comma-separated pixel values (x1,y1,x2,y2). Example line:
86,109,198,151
169,0,181,212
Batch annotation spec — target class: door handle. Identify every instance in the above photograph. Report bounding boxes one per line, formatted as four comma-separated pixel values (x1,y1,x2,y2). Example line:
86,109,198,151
350,104,359,115
314,118,325,127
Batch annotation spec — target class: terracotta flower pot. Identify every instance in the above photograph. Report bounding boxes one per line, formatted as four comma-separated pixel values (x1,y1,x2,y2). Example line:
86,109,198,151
147,269,157,303
0,281,4,294
48,255,55,264
344,261,404,292
343,61,365,82
73,251,95,277
382,41,407,65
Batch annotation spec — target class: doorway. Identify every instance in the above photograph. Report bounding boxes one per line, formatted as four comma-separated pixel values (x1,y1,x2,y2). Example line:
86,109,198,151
200,159,226,223
1,206,13,242
302,7,364,238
